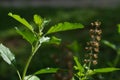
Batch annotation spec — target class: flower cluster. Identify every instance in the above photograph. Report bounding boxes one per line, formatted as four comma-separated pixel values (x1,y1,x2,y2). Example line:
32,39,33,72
84,21,102,65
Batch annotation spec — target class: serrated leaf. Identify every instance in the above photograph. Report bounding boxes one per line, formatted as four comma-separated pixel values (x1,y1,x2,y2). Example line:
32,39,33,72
0,44,15,65
73,56,84,72
94,67,120,73
8,12,33,32
118,24,120,34
24,75,40,80
15,27,36,44
102,40,116,50
46,22,84,34
49,36,61,45
34,68,58,75
34,14,43,26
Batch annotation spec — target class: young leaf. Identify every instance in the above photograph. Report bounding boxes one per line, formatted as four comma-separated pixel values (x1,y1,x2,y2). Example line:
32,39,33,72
87,69,95,75
24,75,40,80
118,24,120,34
46,22,84,34
15,27,37,44
102,40,117,50
73,56,84,72
48,36,61,45
42,19,50,27
34,14,43,26
8,12,33,32
94,67,120,73
34,68,58,75
39,36,50,44
0,44,15,65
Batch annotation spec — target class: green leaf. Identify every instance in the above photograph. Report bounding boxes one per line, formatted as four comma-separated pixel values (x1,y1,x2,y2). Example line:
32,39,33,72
8,12,33,32
87,69,95,75
49,36,61,45
24,75,40,80
0,44,15,65
46,22,84,34
118,24,120,34
34,68,58,75
34,14,43,26
94,67,120,73
73,56,84,72
102,40,117,50
42,19,50,27
15,27,36,44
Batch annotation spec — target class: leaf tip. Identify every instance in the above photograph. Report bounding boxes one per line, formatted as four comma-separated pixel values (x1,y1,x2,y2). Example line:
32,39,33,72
8,12,13,16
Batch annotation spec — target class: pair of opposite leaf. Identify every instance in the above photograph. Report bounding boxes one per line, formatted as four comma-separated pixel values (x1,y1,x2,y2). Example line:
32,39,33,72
8,12,84,45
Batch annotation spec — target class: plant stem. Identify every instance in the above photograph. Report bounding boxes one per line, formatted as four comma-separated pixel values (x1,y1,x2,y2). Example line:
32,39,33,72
22,41,40,80
22,53,34,80
88,50,93,70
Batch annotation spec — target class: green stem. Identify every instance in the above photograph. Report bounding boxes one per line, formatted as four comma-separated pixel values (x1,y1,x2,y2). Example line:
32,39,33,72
88,50,93,70
88,56,92,70
22,52,34,80
22,41,40,80
17,70,22,80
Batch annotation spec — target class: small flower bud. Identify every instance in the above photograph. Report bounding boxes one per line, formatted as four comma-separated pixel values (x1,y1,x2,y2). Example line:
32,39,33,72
93,54,98,59
96,36,101,41
84,59,88,63
90,35,95,39
95,21,101,27
85,47,89,50
94,48,99,53
89,29,94,34
93,41,99,47
91,23,94,26
93,60,98,65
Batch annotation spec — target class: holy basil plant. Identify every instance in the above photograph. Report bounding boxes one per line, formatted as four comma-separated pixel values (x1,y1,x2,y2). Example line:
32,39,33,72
0,12,84,80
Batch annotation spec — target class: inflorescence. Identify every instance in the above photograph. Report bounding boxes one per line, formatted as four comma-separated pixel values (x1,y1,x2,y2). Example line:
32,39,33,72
84,21,102,65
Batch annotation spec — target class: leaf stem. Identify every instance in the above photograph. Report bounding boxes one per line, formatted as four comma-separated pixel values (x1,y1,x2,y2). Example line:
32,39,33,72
17,70,22,80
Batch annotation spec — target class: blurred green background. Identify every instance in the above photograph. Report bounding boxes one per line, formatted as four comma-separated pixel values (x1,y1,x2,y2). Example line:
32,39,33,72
0,1,120,80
